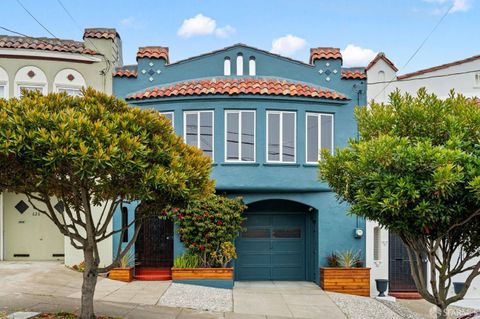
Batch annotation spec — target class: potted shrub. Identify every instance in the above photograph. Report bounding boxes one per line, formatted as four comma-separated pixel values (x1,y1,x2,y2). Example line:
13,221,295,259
169,195,246,289
109,250,135,282
320,250,371,296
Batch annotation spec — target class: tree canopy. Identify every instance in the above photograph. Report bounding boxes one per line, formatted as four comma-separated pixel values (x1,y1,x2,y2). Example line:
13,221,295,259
0,88,214,318
319,89,480,318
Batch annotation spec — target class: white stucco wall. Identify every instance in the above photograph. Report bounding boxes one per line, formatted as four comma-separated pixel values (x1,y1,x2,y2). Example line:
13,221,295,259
366,220,389,296
63,202,114,268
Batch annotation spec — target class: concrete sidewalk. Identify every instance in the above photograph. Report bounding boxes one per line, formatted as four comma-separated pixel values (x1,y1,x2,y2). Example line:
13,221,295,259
0,262,348,318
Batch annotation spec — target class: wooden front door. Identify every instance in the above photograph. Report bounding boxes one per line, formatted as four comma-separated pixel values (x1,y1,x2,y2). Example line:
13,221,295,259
389,232,422,291
136,217,174,268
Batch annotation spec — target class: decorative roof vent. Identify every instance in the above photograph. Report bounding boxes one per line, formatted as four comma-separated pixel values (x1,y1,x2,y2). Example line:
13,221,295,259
310,47,342,64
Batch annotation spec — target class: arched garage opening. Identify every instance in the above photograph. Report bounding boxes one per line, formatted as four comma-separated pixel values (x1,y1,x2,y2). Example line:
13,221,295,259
235,199,318,282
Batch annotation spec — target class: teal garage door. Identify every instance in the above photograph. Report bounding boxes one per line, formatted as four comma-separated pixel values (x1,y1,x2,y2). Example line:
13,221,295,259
236,212,306,280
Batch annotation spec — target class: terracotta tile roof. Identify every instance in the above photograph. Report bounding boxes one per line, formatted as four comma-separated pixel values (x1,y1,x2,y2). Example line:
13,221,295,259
341,70,367,80
398,54,480,80
114,67,138,78
0,35,98,55
83,28,119,40
137,46,169,62
126,78,348,101
366,52,398,71
310,47,342,64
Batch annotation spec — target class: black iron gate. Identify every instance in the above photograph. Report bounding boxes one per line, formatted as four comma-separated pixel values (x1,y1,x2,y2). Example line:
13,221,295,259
389,232,420,291
136,217,174,268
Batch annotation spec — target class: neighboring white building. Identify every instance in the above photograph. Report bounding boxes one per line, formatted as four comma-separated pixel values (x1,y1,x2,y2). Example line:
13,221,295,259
366,53,480,298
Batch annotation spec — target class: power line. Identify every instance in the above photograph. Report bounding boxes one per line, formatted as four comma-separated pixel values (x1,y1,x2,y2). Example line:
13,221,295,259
372,3,454,100
16,0,57,38
368,68,480,85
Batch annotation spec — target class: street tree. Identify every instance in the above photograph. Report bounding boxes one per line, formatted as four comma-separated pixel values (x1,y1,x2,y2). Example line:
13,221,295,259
0,89,214,319
319,89,480,319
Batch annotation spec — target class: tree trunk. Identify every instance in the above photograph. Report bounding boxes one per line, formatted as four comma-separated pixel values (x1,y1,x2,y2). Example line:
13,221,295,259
437,306,447,319
80,248,98,319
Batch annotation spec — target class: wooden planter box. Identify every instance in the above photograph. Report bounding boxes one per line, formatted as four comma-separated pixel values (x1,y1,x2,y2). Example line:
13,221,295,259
171,268,234,289
109,267,134,282
320,267,370,297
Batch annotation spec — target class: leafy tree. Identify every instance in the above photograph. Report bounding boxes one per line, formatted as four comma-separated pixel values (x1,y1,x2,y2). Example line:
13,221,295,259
319,89,480,319
168,195,246,267
0,89,213,319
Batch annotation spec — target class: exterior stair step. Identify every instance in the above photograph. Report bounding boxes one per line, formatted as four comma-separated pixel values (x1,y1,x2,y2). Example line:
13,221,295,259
389,291,423,299
134,267,172,281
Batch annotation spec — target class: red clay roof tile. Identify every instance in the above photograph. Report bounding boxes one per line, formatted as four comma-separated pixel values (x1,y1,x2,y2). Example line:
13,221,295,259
310,47,342,64
114,68,138,78
0,35,98,55
366,52,398,72
126,78,348,101
341,70,367,80
137,46,169,62
83,28,119,40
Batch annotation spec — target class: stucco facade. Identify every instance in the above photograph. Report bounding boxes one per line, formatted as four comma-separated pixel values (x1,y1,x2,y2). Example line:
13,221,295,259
113,44,367,283
0,28,122,267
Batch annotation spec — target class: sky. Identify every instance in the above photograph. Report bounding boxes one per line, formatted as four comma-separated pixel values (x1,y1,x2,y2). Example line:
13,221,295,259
0,0,478,74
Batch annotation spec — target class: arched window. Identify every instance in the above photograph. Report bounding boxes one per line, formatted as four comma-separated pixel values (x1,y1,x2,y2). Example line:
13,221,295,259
54,69,86,96
373,226,382,261
378,70,385,83
224,57,231,76
236,53,244,76
0,66,8,99
14,66,48,97
249,57,256,76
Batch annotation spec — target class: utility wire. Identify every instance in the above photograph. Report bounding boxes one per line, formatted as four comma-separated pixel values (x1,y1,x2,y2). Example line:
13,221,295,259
372,3,454,100
16,0,57,38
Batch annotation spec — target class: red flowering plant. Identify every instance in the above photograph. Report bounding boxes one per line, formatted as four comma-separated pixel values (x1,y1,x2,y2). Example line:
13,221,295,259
167,195,246,268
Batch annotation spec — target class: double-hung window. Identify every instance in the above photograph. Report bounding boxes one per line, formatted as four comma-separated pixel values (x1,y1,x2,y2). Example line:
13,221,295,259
266,111,296,163
306,113,334,163
161,111,174,128
18,85,45,97
184,111,214,158
225,110,255,162
0,84,5,99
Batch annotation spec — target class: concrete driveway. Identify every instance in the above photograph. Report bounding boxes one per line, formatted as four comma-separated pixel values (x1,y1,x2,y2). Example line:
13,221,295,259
0,262,347,318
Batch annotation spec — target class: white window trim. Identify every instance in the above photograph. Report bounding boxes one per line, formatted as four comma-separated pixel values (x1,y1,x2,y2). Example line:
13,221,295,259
224,57,231,76
305,112,334,164
266,110,296,163
160,111,175,128
224,110,256,163
183,110,214,159
475,73,480,88
236,54,244,76
16,83,47,97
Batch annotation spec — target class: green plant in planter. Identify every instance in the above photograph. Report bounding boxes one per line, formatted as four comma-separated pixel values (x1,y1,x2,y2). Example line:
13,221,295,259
174,253,202,268
336,250,361,268
169,195,246,268
119,249,135,268
326,252,339,267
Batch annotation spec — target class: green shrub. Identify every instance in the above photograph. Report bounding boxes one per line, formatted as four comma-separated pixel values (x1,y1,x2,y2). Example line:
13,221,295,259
168,195,246,268
173,253,202,268
336,250,361,268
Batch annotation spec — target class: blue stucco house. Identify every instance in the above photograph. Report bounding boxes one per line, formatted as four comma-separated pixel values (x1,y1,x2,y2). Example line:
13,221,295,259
113,44,367,284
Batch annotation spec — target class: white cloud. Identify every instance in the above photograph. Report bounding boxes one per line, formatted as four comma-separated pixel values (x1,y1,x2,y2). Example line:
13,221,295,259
422,0,472,14
215,25,236,38
119,17,143,29
270,35,307,57
178,14,235,38
341,44,378,67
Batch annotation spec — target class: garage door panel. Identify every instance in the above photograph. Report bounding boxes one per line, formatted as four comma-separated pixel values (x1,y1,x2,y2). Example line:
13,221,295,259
236,254,271,266
236,240,270,251
236,212,306,281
